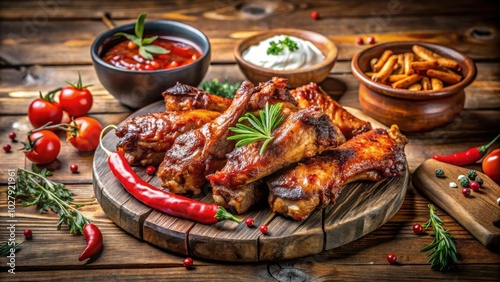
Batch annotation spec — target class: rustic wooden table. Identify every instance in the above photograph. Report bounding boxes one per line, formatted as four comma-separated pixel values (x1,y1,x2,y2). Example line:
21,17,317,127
1,0,499,281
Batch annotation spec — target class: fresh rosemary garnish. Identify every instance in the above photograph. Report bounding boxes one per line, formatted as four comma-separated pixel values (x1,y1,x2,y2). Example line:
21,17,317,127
420,204,457,271
267,36,299,55
0,241,22,257
228,102,285,155
115,12,169,60
15,166,90,235
200,78,240,99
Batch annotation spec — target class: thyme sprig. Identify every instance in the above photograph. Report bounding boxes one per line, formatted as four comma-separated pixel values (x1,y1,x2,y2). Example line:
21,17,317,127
267,36,299,55
228,102,285,155
420,204,457,271
115,12,169,60
16,166,90,235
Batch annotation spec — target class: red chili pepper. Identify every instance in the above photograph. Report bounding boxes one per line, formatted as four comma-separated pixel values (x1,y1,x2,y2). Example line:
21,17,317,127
100,125,241,224
79,223,103,261
432,134,500,166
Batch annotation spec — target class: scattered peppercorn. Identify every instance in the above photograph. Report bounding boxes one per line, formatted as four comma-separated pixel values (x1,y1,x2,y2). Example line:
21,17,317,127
475,177,483,187
387,253,397,264
355,37,364,45
70,164,79,173
459,177,470,187
497,197,500,206
3,144,11,153
470,181,480,191
183,257,193,269
9,132,17,141
259,224,268,234
145,165,156,175
311,11,319,20
462,188,471,197
367,36,376,44
449,182,458,188
467,170,477,180
413,223,424,234
435,168,445,178
245,218,254,227
24,229,33,240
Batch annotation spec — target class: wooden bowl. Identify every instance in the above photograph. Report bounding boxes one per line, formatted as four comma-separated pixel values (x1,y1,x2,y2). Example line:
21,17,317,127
351,41,476,132
234,29,338,87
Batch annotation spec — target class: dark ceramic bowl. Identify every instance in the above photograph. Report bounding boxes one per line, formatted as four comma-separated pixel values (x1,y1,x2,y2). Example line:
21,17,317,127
91,20,211,109
351,41,476,132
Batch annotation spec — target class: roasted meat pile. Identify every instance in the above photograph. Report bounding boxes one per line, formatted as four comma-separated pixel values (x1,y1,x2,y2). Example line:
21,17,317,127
115,77,408,220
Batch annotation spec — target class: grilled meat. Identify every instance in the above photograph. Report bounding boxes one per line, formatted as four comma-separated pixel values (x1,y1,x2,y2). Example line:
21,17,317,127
115,110,220,166
162,82,232,112
267,125,408,220
207,106,346,214
157,81,255,194
290,82,372,139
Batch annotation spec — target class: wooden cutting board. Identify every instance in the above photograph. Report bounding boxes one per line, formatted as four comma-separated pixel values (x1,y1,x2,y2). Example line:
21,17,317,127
92,101,410,262
412,159,500,250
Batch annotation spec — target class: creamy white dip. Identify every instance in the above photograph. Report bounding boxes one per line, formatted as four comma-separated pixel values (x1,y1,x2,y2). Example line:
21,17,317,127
242,35,325,71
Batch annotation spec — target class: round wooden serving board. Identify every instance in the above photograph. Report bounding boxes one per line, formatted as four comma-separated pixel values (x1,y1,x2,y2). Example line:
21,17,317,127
92,101,409,262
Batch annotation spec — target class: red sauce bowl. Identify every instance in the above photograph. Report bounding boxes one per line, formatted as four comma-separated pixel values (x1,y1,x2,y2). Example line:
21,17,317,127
91,20,210,109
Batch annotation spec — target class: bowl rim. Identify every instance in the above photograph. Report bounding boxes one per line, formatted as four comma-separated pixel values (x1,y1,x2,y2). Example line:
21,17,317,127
233,28,338,75
351,41,477,100
90,20,211,74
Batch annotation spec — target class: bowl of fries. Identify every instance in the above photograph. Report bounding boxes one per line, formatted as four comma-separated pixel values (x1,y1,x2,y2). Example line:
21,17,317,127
352,41,476,132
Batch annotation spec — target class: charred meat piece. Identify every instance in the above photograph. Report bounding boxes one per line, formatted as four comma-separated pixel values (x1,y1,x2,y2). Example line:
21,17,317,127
207,106,346,214
290,82,372,139
267,125,408,220
247,77,298,112
157,81,255,194
115,110,220,166
163,82,232,112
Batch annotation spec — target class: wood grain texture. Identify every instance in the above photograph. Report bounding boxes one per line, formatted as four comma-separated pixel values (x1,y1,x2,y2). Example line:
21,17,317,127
92,101,409,262
413,159,500,250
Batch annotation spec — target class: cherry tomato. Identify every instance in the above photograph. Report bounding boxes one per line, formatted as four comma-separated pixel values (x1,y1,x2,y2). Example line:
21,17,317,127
28,91,63,129
59,73,93,117
67,117,102,151
23,130,61,164
482,148,500,183
183,257,193,268
245,218,254,227
387,253,397,264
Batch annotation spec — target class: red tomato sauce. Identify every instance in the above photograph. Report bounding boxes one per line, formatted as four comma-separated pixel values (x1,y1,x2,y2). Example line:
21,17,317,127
101,36,202,71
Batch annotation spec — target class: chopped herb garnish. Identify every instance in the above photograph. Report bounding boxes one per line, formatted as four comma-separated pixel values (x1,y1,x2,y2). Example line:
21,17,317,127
200,78,240,99
267,36,299,55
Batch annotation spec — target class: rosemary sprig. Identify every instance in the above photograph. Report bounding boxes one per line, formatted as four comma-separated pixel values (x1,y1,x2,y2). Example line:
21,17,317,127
0,241,22,257
267,36,299,55
16,166,90,235
200,78,240,99
115,12,169,60
228,102,285,155
420,204,457,271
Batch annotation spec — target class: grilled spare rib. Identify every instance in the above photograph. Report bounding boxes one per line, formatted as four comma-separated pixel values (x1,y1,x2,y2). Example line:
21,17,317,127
162,82,232,112
267,125,408,221
207,106,346,214
157,81,255,194
115,110,220,166
290,82,372,139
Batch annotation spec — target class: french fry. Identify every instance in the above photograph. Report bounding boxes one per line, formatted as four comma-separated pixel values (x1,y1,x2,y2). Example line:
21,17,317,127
403,53,414,75
437,57,461,71
410,61,438,71
373,50,393,72
432,52,442,58
365,72,378,78
388,74,408,83
372,55,398,83
409,84,422,91
412,45,437,62
370,58,378,70
421,76,431,90
431,78,443,90
394,54,405,74
391,74,421,89
426,69,462,84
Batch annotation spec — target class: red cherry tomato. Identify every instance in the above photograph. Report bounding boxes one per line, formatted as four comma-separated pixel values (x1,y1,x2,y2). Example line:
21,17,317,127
59,73,93,117
66,117,102,151
482,148,500,183
28,91,63,129
23,130,61,164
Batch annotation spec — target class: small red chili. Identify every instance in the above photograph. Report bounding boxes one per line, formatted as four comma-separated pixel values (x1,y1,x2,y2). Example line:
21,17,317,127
432,134,500,166
79,223,103,261
100,125,241,225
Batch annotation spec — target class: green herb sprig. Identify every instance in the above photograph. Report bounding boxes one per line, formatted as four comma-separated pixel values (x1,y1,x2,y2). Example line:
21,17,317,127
228,102,285,155
115,13,169,60
420,204,457,271
0,241,22,257
267,36,299,55
16,166,90,235
200,78,241,99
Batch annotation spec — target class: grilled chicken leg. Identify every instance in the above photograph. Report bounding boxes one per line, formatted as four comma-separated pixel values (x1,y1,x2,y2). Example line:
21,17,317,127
207,106,346,214
157,81,255,194
267,125,408,220
162,82,232,112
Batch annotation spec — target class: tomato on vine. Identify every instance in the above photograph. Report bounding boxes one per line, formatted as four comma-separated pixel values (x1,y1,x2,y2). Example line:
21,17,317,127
21,130,61,164
66,117,103,151
482,148,500,183
28,89,63,129
59,73,93,117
